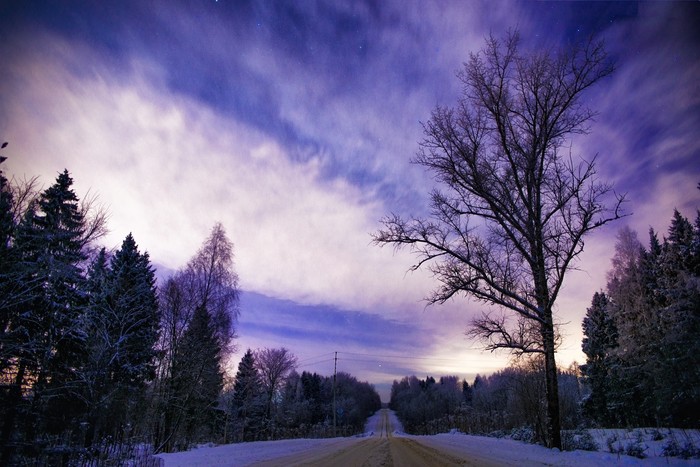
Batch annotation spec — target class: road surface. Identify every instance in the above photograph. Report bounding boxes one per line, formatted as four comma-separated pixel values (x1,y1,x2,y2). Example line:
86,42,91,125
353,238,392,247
254,409,503,466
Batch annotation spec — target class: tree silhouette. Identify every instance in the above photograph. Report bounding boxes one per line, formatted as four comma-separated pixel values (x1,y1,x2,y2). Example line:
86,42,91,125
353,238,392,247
375,32,623,448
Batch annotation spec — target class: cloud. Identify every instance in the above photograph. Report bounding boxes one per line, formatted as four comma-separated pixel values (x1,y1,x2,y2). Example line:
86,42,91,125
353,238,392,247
2,29,441,318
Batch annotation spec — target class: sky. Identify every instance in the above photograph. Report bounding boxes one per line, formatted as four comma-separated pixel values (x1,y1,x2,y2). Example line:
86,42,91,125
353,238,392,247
1,1,699,401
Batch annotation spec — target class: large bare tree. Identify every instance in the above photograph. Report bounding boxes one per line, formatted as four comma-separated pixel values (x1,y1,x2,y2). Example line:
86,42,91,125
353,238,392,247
374,32,624,449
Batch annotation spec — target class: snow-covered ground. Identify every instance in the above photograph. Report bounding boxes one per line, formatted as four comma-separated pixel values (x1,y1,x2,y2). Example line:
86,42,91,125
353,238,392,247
157,411,700,466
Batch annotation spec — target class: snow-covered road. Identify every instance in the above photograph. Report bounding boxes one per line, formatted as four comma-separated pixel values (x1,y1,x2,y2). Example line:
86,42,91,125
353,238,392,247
157,410,699,466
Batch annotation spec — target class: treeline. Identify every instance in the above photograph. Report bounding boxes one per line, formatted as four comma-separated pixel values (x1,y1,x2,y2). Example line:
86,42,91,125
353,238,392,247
229,348,381,442
581,209,700,428
0,165,380,464
390,360,584,443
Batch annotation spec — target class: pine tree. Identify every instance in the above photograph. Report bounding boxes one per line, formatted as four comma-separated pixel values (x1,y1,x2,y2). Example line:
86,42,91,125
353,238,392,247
81,248,111,444
0,158,16,371
231,349,263,441
81,234,159,444
0,153,20,463
12,170,87,438
653,211,700,425
691,211,700,275
593,212,700,427
105,234,159,386
604,227,654,425
168,305,223,449
581,292,618,425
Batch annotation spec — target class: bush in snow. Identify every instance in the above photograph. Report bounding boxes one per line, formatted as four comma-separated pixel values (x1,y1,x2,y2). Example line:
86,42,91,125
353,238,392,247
663,436,700,459
509,426,536,443
561,430,598,452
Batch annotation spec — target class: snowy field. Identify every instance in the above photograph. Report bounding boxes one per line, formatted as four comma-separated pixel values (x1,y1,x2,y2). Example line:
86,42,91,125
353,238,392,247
157,411,700,466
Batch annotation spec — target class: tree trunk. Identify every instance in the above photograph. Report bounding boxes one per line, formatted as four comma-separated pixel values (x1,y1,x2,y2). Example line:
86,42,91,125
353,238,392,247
0,361,26,464
542,317,562,449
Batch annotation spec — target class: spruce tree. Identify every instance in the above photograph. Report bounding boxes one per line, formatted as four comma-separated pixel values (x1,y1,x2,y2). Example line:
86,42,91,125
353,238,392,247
654,211,700,425
0,157,16,371
10,170,87,440
593,213,700,427
82,234,159,443
581,292,618,425
170,305,223,448
0,152,19,463
232,349,263,441
82,248,111,444
106,234,159,387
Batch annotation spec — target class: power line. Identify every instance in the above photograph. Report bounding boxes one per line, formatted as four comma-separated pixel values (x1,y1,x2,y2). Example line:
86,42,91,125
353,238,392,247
337,351,478,364
297,352,336,364
297,358,335,369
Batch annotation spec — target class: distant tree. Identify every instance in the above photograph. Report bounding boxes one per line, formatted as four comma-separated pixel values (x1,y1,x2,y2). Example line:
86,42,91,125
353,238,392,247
374,32,622,448
300,371,324,424
580,291,618,425
462,379,473,405
255,347,298,434
230,349,264,441
175,222,240,353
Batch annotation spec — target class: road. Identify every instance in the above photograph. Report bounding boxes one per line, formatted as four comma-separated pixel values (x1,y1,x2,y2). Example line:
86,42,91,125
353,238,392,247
254,409,503,467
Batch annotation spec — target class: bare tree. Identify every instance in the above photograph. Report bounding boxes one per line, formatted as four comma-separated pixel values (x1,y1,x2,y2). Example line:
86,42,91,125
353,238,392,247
254,348,298,427
79,189,110,254
177,222,240,353
152,223,240,450
374,32,624,449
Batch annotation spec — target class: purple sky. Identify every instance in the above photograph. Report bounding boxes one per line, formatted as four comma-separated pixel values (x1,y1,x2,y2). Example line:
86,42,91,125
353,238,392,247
1,1,698,401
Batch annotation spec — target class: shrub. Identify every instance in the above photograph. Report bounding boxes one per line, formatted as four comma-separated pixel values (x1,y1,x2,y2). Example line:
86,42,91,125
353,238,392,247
561,430,598,452
663,438,700,460
510,426,535,443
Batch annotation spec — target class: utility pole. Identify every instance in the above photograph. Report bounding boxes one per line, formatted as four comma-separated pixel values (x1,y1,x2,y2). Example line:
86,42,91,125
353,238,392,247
332,351,337,437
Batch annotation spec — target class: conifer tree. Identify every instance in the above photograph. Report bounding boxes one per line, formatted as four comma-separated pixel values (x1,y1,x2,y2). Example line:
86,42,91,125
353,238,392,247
231,349,263,441
82,234,159,444
591,210,700,427
12,170,87,437
168,305,223,449
0,155,16,372
0,150,19,463
653,211,700,425
581,291,618,425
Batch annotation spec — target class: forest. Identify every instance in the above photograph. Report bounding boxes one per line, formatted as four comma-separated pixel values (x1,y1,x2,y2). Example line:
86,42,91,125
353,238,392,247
0,165,380,465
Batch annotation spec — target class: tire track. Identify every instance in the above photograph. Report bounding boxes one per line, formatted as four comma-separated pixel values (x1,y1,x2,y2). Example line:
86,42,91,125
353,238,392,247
254,409,474,466
390,438,465,467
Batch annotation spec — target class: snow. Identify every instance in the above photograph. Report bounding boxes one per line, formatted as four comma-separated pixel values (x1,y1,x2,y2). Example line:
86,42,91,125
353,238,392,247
155,437,354,466
420,431,700,466
157,412,700,466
